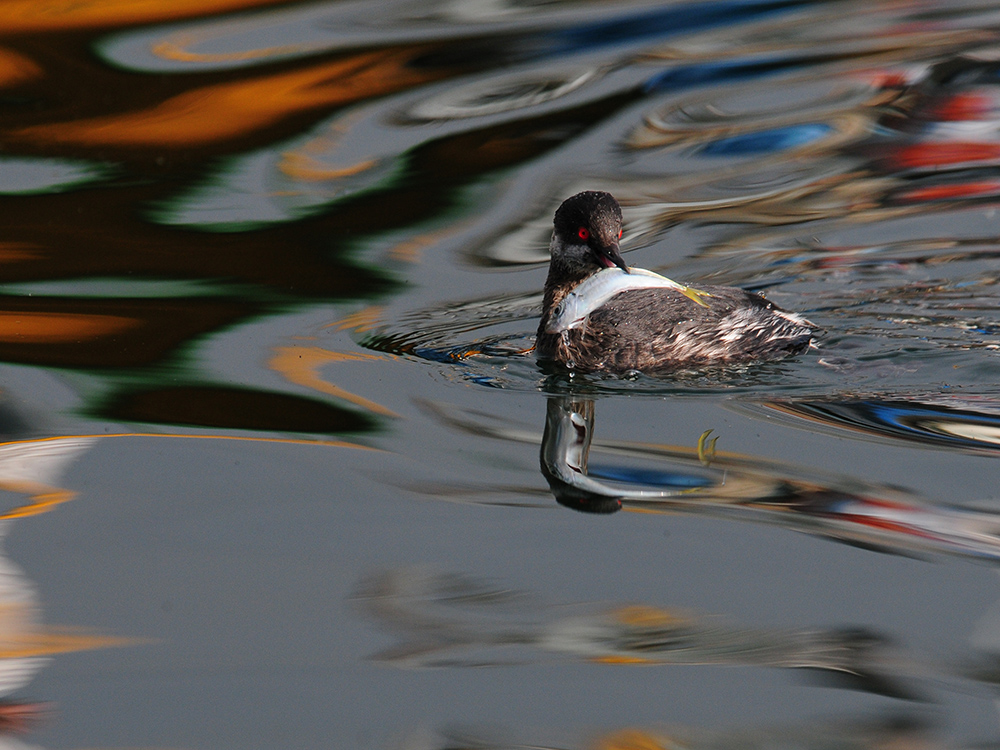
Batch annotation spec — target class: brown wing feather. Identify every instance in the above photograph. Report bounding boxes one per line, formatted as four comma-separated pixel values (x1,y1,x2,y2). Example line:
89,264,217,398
536,286,813,372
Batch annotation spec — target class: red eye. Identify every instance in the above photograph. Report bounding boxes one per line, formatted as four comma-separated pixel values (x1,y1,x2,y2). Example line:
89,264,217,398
618,229,622,238
577,227,590,241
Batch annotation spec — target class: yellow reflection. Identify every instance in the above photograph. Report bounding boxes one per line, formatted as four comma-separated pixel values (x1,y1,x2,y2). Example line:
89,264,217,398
269,346,398,418
0,312,139,343
15,49,439,148
0,0,294,32
0,48,40,89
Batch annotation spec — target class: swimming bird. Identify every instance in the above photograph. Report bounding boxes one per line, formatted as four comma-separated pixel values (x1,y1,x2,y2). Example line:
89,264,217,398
536,191,815,372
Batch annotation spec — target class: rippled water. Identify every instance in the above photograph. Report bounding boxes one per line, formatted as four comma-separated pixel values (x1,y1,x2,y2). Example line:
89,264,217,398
3,0,1000,747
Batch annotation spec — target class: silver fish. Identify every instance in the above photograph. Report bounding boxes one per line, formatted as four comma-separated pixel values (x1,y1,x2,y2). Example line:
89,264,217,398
545,267,711,334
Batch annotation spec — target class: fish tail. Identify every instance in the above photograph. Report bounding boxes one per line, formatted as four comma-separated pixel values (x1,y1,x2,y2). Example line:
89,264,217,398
681,285,712,308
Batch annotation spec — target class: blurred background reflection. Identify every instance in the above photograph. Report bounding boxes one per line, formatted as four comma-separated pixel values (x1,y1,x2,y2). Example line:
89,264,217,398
2,0,1000,748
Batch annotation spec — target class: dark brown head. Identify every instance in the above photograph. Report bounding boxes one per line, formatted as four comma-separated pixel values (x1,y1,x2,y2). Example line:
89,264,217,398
550,191,628,276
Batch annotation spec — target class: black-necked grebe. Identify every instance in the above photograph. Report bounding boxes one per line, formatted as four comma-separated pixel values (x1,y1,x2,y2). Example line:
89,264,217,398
535,191,815,372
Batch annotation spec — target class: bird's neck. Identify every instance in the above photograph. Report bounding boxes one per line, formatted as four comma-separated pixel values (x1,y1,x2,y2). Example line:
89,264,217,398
539,256,600,336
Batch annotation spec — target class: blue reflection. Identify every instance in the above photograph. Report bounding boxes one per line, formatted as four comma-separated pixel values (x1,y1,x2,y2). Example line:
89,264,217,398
549,0,802,55
644,56,807,94
700,124,834,155
588,465,713,488
771,398,1000,454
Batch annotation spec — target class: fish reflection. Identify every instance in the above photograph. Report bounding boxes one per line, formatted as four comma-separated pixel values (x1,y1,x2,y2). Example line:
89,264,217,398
355,566,918,698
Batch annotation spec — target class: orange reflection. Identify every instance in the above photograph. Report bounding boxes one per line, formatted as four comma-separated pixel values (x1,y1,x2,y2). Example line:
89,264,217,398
385,220,477,263
0,429,377,518
0,432,375,458
279,153,376,181
326,306,385,333
0,0,295,33
277,107,379,180
15,48,440,148
597,729,671,750
0,244,42,263
269,346,399,418
0,48,40,89
155,30,314,66
0,312,139,343
591,656,655,665
613,605,689,628
0,628,142,658
0,482,75,520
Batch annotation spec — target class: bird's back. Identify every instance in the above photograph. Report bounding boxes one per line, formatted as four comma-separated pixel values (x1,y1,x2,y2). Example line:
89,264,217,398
536,285,813,372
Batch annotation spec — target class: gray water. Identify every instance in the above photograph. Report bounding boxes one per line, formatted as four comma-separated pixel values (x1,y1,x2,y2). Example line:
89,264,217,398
1,0,1000,747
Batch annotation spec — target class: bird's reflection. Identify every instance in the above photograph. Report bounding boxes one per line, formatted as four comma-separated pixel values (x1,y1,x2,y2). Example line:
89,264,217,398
541,397,618,514
394,714,938,750
418,394,1000,562
369,397,1000,738
355,566,920,699
541,396,717,514
392,398,1000,708
539,396,1000,563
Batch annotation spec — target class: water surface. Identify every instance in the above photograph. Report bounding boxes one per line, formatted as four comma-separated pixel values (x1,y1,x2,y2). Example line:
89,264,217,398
1,0,1000,747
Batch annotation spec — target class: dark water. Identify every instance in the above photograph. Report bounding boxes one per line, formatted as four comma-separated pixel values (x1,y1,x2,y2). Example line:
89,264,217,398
2,0,1000,747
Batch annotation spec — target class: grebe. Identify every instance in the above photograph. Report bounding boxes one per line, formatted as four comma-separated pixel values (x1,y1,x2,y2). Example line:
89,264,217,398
535,191,815,372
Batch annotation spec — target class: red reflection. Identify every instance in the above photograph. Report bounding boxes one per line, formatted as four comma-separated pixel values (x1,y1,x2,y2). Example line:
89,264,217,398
891,142,1000,169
